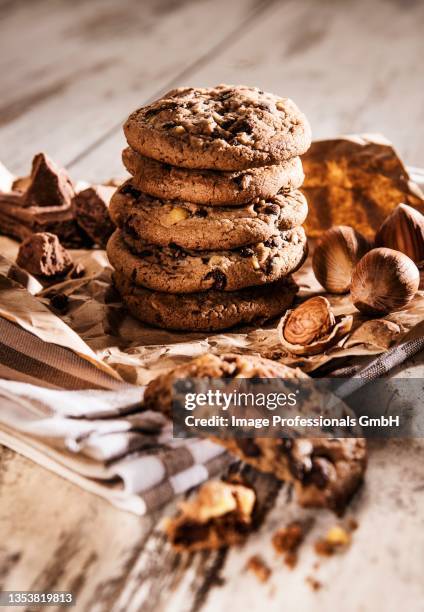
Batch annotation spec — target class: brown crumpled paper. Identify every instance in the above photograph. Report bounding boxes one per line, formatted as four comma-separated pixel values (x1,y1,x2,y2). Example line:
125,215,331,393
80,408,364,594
1,135,423,383
302,134,424,238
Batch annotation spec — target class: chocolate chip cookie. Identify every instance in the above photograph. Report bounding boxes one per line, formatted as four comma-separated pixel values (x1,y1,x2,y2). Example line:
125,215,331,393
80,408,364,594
109,181,308,250
114,273,298,331
143,353,367,512
122,147,305,205
107,227,307,294
124,85,312,170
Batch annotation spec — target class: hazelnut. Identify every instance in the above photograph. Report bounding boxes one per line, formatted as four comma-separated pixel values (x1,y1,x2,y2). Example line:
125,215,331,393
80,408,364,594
312,226,371,294
375,203,424,264
351,248,420,315
278,296,353,356
173,125,186,135
276,100,286,110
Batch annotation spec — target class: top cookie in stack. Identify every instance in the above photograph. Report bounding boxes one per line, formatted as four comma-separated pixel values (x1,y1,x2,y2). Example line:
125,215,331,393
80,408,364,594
108,85,311,332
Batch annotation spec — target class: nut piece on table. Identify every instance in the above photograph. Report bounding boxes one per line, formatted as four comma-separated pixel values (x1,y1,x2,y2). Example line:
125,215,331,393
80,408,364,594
164,480,256,552
375,203,424,264
314,525,352,556
24,153,75,208
351,247,420,315
16,232,73,278
278,296,353,356
312,226,371,294
72,185,116,247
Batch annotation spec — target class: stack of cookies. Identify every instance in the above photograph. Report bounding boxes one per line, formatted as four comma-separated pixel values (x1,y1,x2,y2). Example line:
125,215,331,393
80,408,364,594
108,85,311,332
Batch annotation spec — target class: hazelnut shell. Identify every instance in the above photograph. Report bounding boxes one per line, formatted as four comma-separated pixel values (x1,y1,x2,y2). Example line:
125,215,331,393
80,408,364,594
375,203,424,263
278,296,353,356
312,226,371,294
351,247,420,315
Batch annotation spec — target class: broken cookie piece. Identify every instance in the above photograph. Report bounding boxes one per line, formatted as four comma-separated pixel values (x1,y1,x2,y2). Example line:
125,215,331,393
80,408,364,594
144,353,367,514
16,232,73,278
164,479,256,551
72,185,116,247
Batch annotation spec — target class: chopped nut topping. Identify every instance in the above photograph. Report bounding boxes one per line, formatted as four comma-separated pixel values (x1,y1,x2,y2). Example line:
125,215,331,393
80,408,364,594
162,206,189,226
173,125,186,135
237,132,252,145
251,255,261,270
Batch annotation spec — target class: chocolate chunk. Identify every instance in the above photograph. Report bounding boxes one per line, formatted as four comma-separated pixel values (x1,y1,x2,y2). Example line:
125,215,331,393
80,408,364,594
238,246,255,258
265,257,275,276
231,119,254,135
120,183,142,199
220,117,236,130
306,457,332,489
24,153,74,208
72,185,115,247
49,292,69,312
204,268,227,290
162,121,177,130
16,232,73,278
123,217,139,240
263,204,280,216
263,237,278,248
168,242,187,259
194,208,208,218
237,438,261,457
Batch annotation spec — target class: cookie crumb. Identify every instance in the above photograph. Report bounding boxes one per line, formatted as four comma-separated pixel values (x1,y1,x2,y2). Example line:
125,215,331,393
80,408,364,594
272,519,313,568
246,555,271,583
306,576,322,591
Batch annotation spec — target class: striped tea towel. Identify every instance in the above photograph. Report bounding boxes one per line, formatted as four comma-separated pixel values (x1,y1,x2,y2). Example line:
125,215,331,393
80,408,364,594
0,305,230,515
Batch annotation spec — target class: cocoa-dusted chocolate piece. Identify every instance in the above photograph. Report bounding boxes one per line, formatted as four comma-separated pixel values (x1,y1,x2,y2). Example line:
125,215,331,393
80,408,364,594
16,232,73,278
0,156,91,248
72,185,115,247
164,480,256,551
24,153,75,208
143,353,367,513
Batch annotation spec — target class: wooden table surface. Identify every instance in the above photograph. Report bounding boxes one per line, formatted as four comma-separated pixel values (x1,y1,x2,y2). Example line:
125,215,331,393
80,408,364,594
1,1,424,611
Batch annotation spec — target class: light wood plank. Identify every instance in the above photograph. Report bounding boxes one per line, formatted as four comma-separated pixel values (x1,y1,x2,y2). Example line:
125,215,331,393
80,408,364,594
0,0,262,175
74,0,424,182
